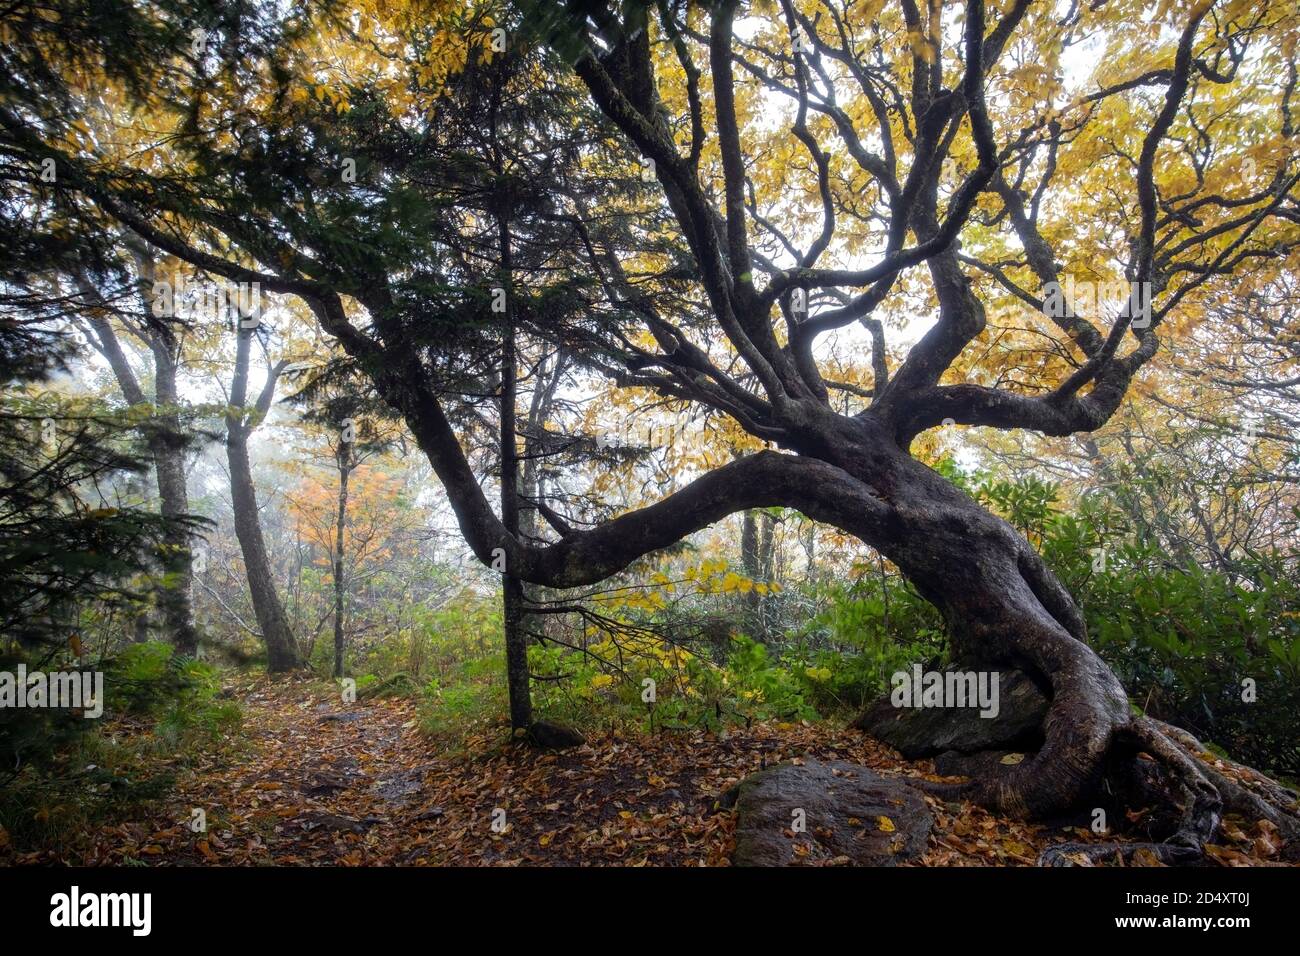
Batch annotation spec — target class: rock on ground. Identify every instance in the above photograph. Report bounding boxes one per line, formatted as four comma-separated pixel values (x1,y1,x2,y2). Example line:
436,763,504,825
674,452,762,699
527,720,586,750
731,758,932,866
851,666,1049,759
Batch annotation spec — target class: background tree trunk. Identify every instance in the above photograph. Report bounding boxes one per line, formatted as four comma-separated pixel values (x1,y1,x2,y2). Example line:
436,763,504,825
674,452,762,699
332,440,350,679
80,255,198,655
739,510,769,637
226,322,299,673
150,329,198,656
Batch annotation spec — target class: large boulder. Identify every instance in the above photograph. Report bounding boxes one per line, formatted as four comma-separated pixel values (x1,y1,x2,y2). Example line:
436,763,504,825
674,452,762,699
731,759,932,866
527,719,586,750
852,666,1049,758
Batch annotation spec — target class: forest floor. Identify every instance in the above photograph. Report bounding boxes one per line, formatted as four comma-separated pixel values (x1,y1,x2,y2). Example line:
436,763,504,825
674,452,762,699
14,675,1289,866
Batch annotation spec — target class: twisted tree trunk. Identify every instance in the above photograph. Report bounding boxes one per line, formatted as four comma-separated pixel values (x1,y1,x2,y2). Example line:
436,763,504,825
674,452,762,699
773,413,1126,821
788,412,1298,861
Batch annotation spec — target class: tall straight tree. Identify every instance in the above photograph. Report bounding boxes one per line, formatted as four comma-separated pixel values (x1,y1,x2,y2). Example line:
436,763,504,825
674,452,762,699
285,374,398,679
74,248,199,654
225,317,299,672
489,55,533,732
332,428,350,679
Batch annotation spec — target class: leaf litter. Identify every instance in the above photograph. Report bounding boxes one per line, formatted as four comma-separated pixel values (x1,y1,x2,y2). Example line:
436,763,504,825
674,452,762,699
9,677,1292,868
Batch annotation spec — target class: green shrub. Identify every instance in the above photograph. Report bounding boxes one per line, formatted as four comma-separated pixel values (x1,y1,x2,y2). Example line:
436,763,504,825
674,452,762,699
0,642,242,855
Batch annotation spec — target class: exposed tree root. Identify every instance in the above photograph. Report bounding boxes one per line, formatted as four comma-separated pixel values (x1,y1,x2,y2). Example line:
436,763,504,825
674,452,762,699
910,712,1299,867
960,551,1295,866
939,578,1132,822
1149,719,1300,860
1037,840,1204,867
1036,717,1221,866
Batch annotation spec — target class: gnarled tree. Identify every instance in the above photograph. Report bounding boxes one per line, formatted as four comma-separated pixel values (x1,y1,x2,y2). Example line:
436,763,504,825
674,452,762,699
12,0,1300,861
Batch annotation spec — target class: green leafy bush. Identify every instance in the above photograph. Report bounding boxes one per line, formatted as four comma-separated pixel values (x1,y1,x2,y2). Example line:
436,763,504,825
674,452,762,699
0,642,241,855
977,473,1300,779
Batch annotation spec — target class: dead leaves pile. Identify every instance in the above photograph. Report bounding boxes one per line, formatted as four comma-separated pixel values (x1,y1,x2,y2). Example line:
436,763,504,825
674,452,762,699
4,677,1294,867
